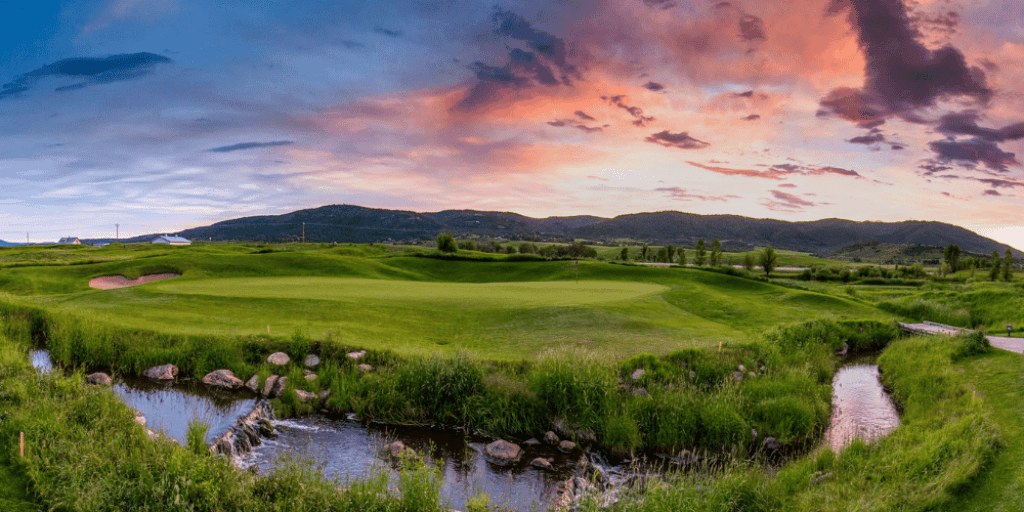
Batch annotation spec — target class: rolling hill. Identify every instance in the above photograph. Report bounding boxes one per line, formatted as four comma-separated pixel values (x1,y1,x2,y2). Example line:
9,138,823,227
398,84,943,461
76,204,1019,257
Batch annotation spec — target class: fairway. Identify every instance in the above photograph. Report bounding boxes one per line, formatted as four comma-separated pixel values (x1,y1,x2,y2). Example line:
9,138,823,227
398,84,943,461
154,277,667,307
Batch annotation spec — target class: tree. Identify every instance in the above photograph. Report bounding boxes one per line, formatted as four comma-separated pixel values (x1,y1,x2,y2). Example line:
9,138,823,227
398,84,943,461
759,245,777,277
709,239,722,267
641,244,649,261
989,250,1001,281
678,247,686,266
742,252,755,271
620,247,629,261
943,244,961,273
436,232,457,253
656,246,669,263
695,239,707,266
666,245,676,263
1004,248,1014,282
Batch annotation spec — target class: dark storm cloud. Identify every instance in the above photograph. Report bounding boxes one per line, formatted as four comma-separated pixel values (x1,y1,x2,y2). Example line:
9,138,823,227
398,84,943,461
604,95,655,126
983,189,1002,196
207,141,294,153
936,111,1024,142
735,90,754,97
646,131,710,150
848,131,885,145
820,0,990,125
574,110,596,121
0,52,172,100
454,8,579,110
927,139,1019,172
643,81,665,91
976,178,1024,189
642,0,677,9
738,14,766,41
373,27,403,38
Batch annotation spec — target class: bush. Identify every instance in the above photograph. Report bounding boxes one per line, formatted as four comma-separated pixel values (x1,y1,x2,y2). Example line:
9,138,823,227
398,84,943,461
952,330,990,361
436,232,457,253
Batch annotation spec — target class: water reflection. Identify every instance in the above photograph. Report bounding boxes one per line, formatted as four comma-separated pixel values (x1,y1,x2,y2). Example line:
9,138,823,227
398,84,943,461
241,415,587,511
825,364,900,452
113,378,256,444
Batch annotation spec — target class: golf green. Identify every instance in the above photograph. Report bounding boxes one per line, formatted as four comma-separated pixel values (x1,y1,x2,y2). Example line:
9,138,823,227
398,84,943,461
154,277,668,307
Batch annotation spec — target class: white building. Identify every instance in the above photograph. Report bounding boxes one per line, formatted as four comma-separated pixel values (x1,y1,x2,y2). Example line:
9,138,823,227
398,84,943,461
152,235,191,246
58,237,81,245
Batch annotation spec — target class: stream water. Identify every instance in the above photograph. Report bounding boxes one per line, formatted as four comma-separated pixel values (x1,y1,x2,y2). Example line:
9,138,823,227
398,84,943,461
824,356,900,452
28,348,901,508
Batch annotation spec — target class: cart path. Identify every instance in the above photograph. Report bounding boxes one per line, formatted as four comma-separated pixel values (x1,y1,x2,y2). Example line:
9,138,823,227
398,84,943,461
899,322,1024,354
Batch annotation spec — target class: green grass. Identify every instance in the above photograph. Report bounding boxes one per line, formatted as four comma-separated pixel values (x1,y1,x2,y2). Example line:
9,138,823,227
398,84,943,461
155,277,666,306
14,256,889,359
948,349,1024,511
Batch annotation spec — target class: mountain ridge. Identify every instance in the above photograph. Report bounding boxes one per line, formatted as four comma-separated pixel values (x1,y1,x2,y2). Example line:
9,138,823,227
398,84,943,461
72,204,1019,257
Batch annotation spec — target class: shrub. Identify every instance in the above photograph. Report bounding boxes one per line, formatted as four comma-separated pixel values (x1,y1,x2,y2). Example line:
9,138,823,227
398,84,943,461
952,330,990,361
436,232,457,253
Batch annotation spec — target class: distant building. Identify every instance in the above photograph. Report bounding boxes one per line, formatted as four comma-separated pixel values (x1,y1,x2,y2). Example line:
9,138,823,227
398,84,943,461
58,237,81,245
152,235,191,246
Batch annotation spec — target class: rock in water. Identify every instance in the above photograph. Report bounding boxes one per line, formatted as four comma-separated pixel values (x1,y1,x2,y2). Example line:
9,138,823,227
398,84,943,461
303,369,317,381
202,369,244,390
267,352,290,366
347,350,367,360
245,374,260,393
523,438,541,447
357,364,372,373
85,372,111,385
143,364,178,380
262,375,278,396
544,431,560,445
558,440,577,453
485,439,522,464
531,457,553,469
304,354,320,368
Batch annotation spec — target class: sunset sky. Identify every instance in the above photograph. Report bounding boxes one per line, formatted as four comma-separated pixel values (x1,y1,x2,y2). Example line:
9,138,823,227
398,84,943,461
2,0,1023,249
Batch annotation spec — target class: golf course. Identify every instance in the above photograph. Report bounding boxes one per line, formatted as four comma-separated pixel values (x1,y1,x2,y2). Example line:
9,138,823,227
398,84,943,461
0,241,1022,511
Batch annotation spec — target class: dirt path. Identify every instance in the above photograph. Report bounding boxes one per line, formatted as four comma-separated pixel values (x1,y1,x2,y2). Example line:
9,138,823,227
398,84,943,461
88,273,181,290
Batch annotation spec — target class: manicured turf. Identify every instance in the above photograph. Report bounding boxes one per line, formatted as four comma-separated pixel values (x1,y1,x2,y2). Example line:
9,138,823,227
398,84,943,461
154,277,666,306
950,348,1024,511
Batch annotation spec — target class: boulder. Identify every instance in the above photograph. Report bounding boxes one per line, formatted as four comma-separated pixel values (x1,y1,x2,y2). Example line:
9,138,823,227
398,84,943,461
387,440,416,459
245,375,260,393
544,431,559,445
270,376,288,398
485,440,522,464
689,370,697,380
347,350,367,360
134,415,147,427
258,419,277,439
558,440,577,453
319,389,331,401
267,352,290,366
304,354,321,368
357,364,373,373
202,369,244,390
732,371,744,381
630,368,645,382
143,364,178,381
85,372,111,385
523,438,541,447
762,436,780,452
531,457,553,470
738,364,745,372
294,389,317,403
303,369,317,381
263,375,279,396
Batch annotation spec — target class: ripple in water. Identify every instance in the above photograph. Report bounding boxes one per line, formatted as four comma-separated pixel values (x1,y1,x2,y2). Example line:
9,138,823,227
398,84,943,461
825,364,900,452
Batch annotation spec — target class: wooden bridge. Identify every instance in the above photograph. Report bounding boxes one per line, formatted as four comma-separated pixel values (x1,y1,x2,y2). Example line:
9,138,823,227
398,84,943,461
898,321,1024,354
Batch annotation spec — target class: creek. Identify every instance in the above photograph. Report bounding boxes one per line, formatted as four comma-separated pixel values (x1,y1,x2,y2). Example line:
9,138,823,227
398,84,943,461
824,354,900,452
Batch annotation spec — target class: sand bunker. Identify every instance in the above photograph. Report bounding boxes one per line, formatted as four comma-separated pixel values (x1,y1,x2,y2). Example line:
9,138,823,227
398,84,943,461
89,273,182,290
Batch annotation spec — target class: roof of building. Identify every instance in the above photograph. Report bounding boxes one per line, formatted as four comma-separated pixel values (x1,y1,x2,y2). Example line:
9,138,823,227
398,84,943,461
58,237,80,244
152,235,191,243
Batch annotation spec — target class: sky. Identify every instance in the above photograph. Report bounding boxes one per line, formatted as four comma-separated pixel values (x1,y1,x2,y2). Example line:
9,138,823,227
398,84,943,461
1,0,1023,249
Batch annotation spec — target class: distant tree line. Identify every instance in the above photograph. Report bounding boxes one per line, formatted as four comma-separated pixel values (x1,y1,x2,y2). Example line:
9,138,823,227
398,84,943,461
435,233,597,258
